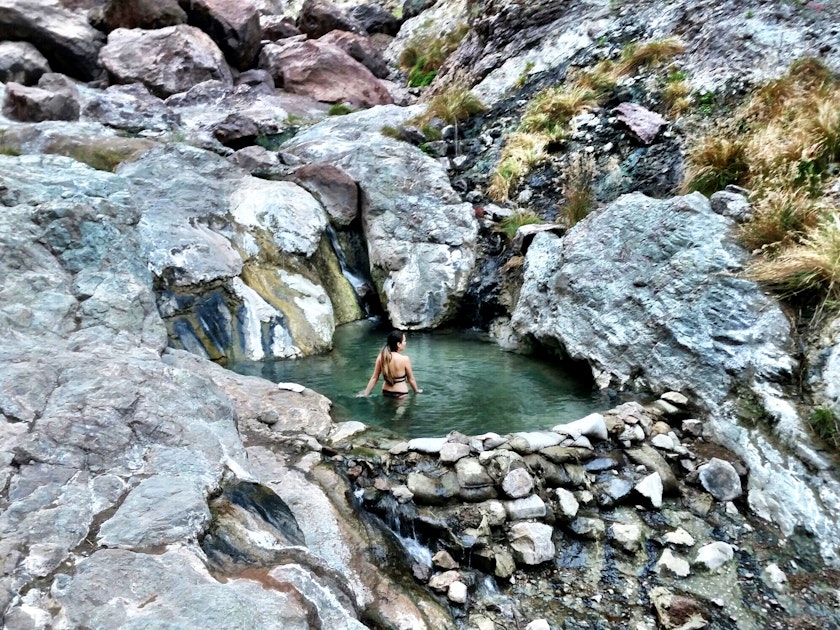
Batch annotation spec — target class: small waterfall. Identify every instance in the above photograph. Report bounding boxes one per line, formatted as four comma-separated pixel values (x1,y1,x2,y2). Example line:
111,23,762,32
325,224,374,316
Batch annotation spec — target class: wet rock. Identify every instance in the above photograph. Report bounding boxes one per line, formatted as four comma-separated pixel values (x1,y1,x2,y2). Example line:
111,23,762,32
508,522,555,565
292,162,359,227
501,468,534,499
429,569,460,590
584,455,621,472
433,550,459,570
0,41,50,85
698,458,742,502
100,26,233,98
694,541,734,571
407,471,459,505
597,476,633,506
493,546,516,578
568,517,605,541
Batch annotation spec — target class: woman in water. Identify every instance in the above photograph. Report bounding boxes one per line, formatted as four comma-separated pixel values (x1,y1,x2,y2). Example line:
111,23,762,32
358,330,423,398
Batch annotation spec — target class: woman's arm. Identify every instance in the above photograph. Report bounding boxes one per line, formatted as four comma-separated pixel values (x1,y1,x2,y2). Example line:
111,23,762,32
405,358,422,393
358,355,382,397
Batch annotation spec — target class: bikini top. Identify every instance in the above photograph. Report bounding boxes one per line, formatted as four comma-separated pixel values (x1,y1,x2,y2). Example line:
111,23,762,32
390,374,407,383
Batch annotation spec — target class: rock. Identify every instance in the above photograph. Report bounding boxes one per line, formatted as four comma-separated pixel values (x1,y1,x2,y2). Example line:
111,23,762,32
634,472,664,508
612,102,668,145
81,83,180,133
651,433,677,451
710,190,752,223
625,445,679,494
100,26,233,98
318,30,390,79
663,528,695,547
504,495,546,520
610,523,642,554
229,145,281,174
409,436,448,454
508,522,555,565
555,488,579,520
0,41,50,85
406,471,459,505
348,4,400,36
211,112,259,149
297,0,367,38
2,80,80,122
91,0,187,31
259,37,392,109
179,0,262,70
455,457,494,488
509,431,563,452
652,399,681,416
292,162,359,227
525,620,551,630
428,569,460,590
597,476,633,505
568,517,605,540
698,458,742,502
694,541,734,571
391,485,413,503
763,563,787,589
501,468,534,499
661,391,689,406
440,441,471,463
448,580,468,604
282,106,477,330
432,550,459,570
552,413,608,441
0,0,106,81
493,546,516,578
682,419,703,436
327,420,367,443
649,587,708,630
261,14,301,40
656,549,691,577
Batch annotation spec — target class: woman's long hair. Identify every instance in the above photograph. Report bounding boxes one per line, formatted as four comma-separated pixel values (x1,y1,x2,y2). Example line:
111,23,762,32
380,330,404,385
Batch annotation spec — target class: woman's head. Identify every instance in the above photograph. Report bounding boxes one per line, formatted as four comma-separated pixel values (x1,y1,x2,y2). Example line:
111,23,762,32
386,330,405,352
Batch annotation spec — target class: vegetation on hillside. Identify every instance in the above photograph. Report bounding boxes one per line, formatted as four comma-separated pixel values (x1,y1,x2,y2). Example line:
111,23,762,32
683,58,840,307
488,38,687,208
399,24,470,87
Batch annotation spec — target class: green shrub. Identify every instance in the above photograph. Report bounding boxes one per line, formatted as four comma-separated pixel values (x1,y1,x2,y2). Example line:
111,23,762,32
327,103,354,116
497,210,542,240
380,125,401,139
809,406,840,446
399,23,470,88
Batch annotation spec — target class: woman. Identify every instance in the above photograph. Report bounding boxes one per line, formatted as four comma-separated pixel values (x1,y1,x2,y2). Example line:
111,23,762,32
358,330,423,398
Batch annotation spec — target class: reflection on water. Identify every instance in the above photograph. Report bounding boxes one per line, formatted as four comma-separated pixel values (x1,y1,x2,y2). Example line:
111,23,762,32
228,319,605,439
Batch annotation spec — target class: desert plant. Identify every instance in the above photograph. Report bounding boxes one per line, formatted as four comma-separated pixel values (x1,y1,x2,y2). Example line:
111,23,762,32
497,210,542,240
560,153,597,227
327,103,354,116
808,405,840,446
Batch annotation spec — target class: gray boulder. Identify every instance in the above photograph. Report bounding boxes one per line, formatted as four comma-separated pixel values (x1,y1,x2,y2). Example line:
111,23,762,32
81,83,181,133
282,105,478,329
296,0,366,39
807,313,840,422
348,3,400,36
0,40,50,85
0,0,106,81
2,80,80,122
90,0,187,31
179,0,262,70
698,458,742,502
100,25,233,98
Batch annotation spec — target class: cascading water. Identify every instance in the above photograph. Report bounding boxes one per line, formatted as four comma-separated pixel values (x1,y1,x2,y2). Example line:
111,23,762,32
325,224,375,317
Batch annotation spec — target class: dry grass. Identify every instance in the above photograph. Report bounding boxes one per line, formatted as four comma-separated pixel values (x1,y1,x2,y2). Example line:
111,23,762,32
488,132,549,201
663,79,691,116
615,38,686,76
422,88,486,125
560,152,597,227
747,212,840,299
682,136,749,196
520,85,600,140
739,188,823,251
497,211,543,240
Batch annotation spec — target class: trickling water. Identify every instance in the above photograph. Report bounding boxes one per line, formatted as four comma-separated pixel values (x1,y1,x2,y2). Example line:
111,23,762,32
229,319,605,439
325,225,373,316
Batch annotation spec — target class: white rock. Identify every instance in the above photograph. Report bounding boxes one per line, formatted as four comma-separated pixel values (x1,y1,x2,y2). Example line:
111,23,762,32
391,485,414,503
694,542,734,571
408,437,448,454
505,495,547,520
508,522,555,565
525,620,550,630
440,441,471,463
502,468,534,499
661,391,689,406
634,472,663,508
448,580,468,604
656,549,690,577
428,570,460,590
328,420,367,443
764,563,787,589
651,433,676,451
553,413,608,441
556,488,579,519
663,528,695,547
512,431,563,450
682,419,703,436
611,523,642,554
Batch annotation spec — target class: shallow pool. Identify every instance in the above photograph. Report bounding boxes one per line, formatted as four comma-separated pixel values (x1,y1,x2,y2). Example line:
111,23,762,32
229,320,606,439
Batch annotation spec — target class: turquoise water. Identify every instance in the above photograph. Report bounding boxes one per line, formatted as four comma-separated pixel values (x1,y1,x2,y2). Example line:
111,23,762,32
229,320,605,439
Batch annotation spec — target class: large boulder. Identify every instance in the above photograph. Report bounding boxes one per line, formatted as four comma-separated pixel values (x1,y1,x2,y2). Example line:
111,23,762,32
282,105,478,330
179,0,262,70
99,25,233,98
90,0,187,31
0,40,50,85
296,0,366,39
511,192,794,407
81,83,182,133
259,37,392,108
0,0,106,81
318,30,389,79
2,80,80,122
348,3,400,36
